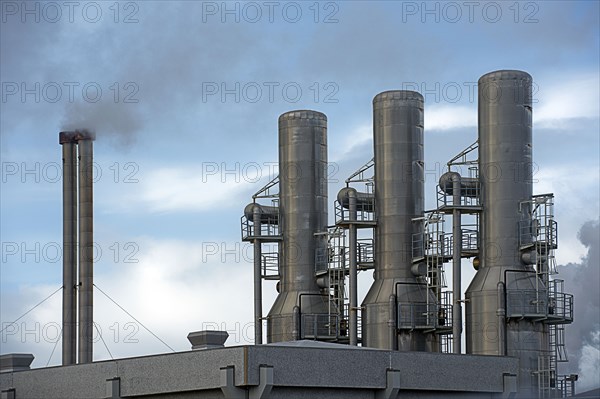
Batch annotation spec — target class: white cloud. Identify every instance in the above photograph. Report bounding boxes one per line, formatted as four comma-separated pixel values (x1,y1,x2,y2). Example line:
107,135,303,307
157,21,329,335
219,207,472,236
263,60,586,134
330,124,371,162
426,105,476,131
535,73,600,128
130,166,255,213
422,72,600,132
1,237,258,367
330,105,478,163
535,165,600,264
94,238,256,352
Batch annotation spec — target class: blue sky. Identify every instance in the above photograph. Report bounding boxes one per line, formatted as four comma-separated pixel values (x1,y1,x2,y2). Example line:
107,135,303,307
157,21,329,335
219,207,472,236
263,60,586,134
1,0,599,389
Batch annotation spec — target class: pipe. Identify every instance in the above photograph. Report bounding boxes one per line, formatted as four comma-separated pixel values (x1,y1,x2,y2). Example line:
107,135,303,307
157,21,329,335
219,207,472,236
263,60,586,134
78,138,94,363
253,205,263,345
60,135,77,366
451,173,462,354
497,282,506,356
337,187,374,213
244,203,279,225
439,172,478,198
388,294,397,350
292,306,300,340
348,189,358,346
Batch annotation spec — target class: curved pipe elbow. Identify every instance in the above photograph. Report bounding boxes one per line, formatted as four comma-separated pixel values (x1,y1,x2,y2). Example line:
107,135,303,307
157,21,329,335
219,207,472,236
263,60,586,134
439,171,479,198
337,187,375,212
244,203,279,225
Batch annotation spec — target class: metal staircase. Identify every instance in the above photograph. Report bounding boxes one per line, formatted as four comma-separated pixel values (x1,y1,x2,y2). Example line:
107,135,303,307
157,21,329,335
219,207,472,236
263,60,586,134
411,212,453,344
516,194,573,398
416,142,483,353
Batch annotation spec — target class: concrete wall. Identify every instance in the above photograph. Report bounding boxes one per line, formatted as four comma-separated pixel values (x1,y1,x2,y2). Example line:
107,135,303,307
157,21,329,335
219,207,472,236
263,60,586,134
1,343,518,399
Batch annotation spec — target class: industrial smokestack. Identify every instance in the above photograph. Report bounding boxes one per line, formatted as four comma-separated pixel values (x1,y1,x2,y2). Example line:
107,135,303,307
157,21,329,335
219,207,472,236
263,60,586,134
60,130,95,365
78,135,94,364
267,110,329,343
465,70,541,394
362,91,437,351
59,132,78,366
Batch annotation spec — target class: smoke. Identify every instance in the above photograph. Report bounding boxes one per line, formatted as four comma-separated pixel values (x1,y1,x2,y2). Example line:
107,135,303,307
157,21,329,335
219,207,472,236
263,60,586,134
557,220,600,390
61,96,143,147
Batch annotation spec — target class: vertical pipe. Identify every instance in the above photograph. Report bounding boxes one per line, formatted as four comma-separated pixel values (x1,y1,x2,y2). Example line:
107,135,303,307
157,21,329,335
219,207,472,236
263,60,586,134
348,190,358,346
452,175,462,354
292,306,300,340
78,138,94,364
253,206,263,345
497,282,506,356
60,137,77,365
388,294,397,350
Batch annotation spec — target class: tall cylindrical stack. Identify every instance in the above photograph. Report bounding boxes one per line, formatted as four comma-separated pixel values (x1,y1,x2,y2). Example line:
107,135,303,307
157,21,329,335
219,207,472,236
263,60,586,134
466,70,544,393
78,137,94,364
362,91,437,351
267,110,329,343
60,130,95,365
60,135,77,366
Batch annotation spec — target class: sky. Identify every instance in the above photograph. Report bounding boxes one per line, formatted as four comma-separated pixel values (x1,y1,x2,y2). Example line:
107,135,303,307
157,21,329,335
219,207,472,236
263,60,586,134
1,0,599,391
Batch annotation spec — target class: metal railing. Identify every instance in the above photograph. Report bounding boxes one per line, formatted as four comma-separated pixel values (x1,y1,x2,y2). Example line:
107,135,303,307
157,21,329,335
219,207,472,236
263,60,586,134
357,238,374,267
518,194,558,250
261,252,280,280
556,374,577,397
436,182,481,209
301,314,343,340
396,300,452,331
240,214,281,240
505,289,573,323
461,226,479,254
334,200,376,224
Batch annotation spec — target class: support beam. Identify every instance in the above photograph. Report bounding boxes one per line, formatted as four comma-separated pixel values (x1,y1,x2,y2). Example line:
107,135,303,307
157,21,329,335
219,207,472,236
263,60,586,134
0,389,15,399
502,373,518,398
375,370,400,399
249,365,273,399
220,366,247,399
105,378,121,399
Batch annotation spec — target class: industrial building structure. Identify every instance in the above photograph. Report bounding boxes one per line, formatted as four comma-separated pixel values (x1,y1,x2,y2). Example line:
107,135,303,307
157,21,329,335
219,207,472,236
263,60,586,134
1,70,576,398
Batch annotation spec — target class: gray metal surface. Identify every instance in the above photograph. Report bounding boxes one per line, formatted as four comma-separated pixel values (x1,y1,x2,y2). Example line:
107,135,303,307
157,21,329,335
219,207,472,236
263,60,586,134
78,138,94,364
465,70,543,394
361,91,437,351
267,110,329,343
60,138,77,366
